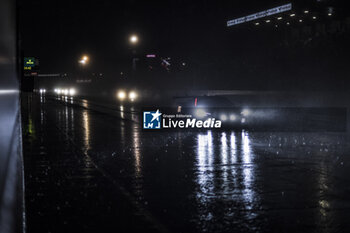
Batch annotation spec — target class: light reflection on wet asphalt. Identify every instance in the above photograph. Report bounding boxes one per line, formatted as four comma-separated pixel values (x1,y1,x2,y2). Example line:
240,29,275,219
30,95,350,232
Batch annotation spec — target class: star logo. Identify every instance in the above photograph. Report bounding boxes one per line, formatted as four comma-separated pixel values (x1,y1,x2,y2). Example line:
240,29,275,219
151,109,162,122
143,110,162,129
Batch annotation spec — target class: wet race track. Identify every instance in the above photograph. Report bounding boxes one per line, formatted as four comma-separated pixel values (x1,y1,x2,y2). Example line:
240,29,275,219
22,94,350,233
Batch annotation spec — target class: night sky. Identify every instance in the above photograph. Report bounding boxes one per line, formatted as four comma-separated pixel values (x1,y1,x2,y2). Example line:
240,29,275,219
19,0,350,90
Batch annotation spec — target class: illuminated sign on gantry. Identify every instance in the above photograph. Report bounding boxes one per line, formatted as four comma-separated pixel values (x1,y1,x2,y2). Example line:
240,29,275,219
227,3,292,27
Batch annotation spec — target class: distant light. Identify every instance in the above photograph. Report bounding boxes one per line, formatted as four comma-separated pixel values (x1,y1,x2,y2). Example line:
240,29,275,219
304,10,309,14
275,24,278,28
63,89,68,95
290,13,295,17
195,109,206,118
229,114,237,121
277,17,283,20
328,13,332,16
241,109,251,117
266,20,271,23
117,90,126,100
286,22,290,25
241,118,246,123
313,16,317,20
82,56,88,61
146,54,156,58
177,106,182,113
255,22,260,25
129,91,137,101
220,114,227,121
39,88,46,93
79,59,86,64
182,62,186,66
299,19,303,22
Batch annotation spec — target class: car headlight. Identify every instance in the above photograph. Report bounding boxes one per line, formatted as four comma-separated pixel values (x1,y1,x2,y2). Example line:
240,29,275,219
69,88,76,96
117,90,126,100
129,91,137,101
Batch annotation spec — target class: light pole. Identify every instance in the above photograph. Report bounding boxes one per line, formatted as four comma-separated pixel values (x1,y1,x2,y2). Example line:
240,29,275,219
129,35,139,85
78,55,89,80
129,35,138,44
79,55,89,66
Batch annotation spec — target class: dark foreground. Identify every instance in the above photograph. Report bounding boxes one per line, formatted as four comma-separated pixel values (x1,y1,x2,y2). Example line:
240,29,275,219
22,94,350,233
